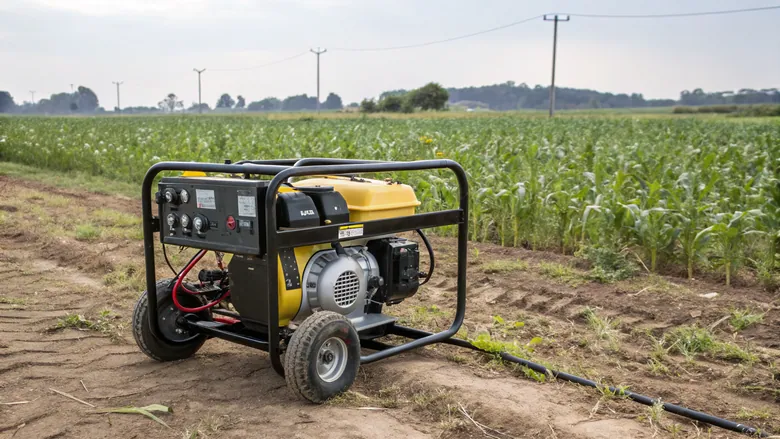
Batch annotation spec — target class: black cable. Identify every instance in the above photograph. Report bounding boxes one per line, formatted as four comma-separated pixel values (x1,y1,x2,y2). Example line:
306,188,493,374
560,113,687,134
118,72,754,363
415,229,435,285
161,243,177,276
563,5,780,19
328,5,779,52
332,242,347,256
208,51,309,72
331,15,543,52
387,325,768,437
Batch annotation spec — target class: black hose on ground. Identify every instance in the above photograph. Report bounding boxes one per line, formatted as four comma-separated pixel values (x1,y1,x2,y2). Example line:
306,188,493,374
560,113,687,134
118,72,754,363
386,325,767,437
415,229,435,285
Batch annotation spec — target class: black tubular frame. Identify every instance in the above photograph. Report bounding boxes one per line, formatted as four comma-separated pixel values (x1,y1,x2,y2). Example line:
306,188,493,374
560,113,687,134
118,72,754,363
142,158,468,376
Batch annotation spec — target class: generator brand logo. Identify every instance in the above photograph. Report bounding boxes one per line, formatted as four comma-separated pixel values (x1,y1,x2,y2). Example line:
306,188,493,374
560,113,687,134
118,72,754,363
300,210,316,216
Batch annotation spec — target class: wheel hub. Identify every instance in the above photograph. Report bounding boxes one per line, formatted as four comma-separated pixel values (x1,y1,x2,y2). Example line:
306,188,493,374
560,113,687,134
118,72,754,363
159,304,197,342
316,337,348,383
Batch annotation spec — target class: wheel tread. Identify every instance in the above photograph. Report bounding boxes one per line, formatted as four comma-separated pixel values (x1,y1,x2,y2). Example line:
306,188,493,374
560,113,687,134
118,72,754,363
284,311,357,402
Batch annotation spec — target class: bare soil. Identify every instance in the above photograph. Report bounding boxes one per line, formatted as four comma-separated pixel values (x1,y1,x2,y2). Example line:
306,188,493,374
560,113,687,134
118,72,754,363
0,175,777,439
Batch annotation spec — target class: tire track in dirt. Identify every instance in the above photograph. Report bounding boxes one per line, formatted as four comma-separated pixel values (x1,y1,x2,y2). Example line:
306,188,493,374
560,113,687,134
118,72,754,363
5,174,773,438
0,242,656,439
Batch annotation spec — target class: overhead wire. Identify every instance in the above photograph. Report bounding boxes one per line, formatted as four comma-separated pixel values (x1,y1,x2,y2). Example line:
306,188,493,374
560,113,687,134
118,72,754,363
329,14,543,52
202,5,780,67
208,50,310,72
561,5,780,19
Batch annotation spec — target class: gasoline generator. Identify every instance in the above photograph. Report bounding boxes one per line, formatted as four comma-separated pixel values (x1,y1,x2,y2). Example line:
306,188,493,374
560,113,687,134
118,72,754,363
134,158,468,402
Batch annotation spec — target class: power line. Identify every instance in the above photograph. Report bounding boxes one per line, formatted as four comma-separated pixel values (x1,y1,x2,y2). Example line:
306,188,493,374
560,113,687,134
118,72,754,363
328,5,780,53
331,15,543,52
562,5,780,19
208,51,309,72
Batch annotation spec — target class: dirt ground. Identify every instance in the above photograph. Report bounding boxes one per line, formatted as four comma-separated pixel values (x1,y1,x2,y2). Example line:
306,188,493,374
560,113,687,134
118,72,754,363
0,174,778,439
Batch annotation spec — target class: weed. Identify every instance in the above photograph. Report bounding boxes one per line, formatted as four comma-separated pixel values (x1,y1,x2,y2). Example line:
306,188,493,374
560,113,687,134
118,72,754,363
491,314,525,336
717,341,758,363
648,334,668,360
580,307,620,348
53,313,94,330
538,262,586,286
482,259,528,273
664,325,756,363
736,407,772,421
729,308,764,331
50,310,125,341
445,353,470,364
74,223,101,241
104,263,146,291
597,384,629,400
647,358,670,376
632,274,690,296
0,296,28,306
647,399,666,430
579,246,636,283
469,332,547,382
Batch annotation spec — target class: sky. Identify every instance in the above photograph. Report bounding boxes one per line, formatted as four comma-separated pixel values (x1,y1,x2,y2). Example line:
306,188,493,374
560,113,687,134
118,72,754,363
1,0,778,108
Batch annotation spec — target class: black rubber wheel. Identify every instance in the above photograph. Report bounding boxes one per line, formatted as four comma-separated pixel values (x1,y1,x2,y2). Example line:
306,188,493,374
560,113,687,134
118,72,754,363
132,278,209,362
284,311,360,403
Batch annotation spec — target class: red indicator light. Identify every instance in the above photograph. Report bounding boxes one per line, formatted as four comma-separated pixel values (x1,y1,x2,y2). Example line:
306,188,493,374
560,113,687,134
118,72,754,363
226,216,237,230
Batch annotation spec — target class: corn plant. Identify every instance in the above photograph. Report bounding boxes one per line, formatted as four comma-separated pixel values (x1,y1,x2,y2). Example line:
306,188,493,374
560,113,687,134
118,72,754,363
2,115,778,285
704,210,764,286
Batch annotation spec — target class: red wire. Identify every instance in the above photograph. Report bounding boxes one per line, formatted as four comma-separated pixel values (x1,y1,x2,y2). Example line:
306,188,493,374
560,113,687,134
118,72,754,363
213,316,240,325
172,250,230,313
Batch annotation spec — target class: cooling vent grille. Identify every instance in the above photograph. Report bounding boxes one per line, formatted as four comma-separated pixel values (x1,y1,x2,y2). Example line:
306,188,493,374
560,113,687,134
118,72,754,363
333,271,360,308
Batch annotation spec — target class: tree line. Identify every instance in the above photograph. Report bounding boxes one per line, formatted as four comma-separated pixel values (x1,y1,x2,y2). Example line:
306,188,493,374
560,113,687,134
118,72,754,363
443,81,779,111
1,82,778,115
0,87,100,114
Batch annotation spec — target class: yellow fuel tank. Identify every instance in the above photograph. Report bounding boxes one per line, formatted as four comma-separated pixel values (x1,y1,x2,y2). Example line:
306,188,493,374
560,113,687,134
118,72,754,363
294,176,420,222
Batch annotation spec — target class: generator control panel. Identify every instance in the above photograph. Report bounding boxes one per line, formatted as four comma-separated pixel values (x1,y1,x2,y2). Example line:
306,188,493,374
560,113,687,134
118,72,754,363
157,177,268,255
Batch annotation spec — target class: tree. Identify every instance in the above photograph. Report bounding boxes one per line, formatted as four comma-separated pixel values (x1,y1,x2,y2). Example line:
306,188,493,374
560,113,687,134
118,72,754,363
247,97,282,112
188,102,211,112
235,95,246,109
408,82,449,111
348,102,359,108
323,93,343,110
0,91,16,113
282,94,317,111
379,89,408,101
216,93,235,109
359,99,377,113
158,93,183,112
76,86,99,112
378,95,403,112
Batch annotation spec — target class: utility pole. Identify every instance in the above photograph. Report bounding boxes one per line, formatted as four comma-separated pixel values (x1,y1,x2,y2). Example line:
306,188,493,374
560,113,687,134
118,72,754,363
310,47,327,112
112,81,123,113
29,91,36,104
70,84,74,93
193,68,206,114
543,15,569,118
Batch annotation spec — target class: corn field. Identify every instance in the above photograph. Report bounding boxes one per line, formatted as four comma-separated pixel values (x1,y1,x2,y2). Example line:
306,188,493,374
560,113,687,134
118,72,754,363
1,115,778,284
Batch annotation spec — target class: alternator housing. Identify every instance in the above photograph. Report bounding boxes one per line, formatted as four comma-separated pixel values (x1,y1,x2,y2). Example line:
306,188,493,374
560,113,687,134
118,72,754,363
294,246,379,322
